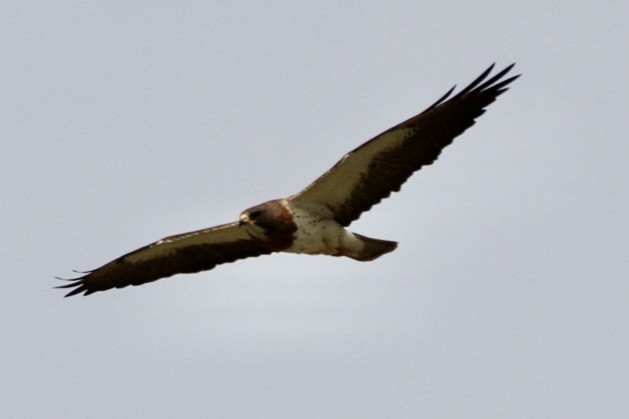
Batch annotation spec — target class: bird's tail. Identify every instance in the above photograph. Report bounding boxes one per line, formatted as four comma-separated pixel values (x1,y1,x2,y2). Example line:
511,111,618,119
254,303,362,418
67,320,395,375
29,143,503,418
350,234,398,261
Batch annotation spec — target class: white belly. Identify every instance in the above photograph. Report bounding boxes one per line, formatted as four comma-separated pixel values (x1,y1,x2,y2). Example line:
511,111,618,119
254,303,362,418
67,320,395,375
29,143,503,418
282,201,363,256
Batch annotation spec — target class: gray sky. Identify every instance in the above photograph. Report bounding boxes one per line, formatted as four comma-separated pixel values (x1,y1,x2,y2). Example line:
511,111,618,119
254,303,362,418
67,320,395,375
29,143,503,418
2,1,628,418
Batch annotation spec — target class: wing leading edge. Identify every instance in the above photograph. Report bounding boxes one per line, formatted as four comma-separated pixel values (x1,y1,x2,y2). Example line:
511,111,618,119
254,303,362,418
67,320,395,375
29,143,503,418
57,222,272,296
290,63,519,226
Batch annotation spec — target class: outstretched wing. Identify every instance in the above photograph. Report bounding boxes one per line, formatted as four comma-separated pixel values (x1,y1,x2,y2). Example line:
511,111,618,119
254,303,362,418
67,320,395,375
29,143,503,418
290,63,519,226
57,222,272,297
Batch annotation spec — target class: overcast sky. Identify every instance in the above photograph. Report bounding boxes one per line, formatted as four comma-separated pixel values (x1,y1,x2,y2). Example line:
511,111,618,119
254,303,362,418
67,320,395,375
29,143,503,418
2,1,628,418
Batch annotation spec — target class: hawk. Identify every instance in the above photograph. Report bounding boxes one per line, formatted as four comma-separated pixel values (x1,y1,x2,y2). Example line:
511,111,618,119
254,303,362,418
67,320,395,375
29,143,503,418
58,63,519,297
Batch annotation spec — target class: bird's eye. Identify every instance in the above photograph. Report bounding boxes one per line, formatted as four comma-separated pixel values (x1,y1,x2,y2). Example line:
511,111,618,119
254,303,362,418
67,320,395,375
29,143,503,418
249,210,263,219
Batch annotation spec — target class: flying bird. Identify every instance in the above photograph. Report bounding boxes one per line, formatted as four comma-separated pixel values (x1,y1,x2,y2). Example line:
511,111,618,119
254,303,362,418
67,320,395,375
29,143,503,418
58,63,519,297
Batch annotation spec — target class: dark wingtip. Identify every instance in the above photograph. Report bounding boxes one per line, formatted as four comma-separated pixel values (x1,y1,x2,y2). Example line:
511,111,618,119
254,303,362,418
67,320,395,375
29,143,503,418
456,63,496,96
55,283,84,297
426,84,457,110
55,273,89,297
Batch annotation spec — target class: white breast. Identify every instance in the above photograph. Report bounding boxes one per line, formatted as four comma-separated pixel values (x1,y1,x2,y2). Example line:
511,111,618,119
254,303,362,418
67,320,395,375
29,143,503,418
282,200,364,256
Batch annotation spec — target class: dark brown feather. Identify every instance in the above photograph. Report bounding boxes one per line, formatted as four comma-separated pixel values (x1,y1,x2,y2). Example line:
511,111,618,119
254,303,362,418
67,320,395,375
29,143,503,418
57,223,272,296
291,64,519,226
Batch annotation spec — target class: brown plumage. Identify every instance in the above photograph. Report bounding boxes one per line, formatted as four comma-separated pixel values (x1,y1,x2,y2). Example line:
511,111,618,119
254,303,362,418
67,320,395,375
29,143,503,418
291,64,518,226
58,223,272,296
58,63,519,297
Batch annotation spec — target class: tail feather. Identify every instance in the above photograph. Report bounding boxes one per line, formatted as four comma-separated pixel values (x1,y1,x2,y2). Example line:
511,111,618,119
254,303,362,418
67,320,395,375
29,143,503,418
351,234,398,261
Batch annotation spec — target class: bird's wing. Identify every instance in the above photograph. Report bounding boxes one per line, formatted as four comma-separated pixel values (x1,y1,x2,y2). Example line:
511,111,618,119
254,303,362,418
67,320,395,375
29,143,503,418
289,64,519,226
57,222,271,296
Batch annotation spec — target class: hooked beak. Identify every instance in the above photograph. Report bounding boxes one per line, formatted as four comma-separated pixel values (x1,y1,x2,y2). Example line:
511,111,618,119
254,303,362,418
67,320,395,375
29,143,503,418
239,213,250,227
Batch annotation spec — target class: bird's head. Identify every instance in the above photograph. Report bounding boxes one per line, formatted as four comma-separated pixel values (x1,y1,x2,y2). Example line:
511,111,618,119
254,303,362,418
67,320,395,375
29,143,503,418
239,200,297,245
239,204,273,240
